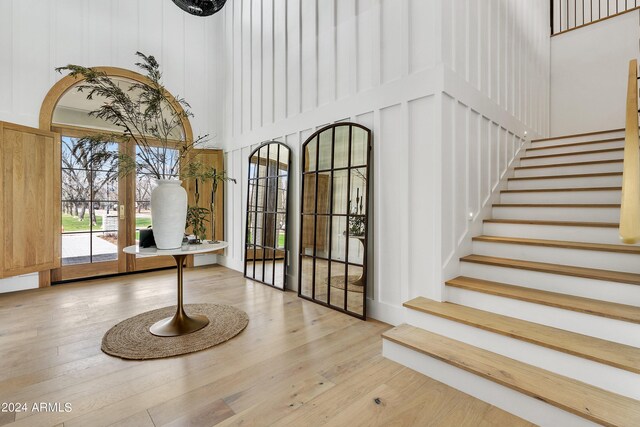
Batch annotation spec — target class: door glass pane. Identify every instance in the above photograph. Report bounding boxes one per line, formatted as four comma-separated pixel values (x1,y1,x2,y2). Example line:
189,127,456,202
61,135,119,266
91,231,118,263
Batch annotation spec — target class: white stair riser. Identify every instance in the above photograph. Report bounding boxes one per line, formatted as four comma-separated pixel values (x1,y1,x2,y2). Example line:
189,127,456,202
514,162,623,177
520,151,623,167
405,309,640,399
446,286,640,347
492,206,619,222
530,131,625,147
525,140,624,156
507,175,621,190
501,190,620,204
472,241,639,273
483,222,637,246
459,261,640,307
382,340,599,427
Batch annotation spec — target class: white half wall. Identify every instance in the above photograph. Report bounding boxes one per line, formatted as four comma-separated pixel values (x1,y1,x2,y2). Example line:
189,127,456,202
550,9,640,135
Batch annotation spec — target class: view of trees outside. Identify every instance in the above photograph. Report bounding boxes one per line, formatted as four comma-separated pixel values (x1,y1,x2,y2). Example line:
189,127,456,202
61,136,119,265
61,137,179,265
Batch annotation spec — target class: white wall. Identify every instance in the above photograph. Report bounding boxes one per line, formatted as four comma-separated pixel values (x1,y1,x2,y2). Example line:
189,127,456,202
439,0,550,290
550,9,640,135
218,0,550,324
0,0,225,291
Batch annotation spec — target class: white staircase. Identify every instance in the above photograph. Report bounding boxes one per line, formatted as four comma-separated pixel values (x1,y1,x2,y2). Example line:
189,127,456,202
382,129,640,426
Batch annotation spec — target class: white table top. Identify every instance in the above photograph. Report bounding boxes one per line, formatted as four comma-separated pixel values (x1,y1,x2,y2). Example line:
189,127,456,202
123,241,228,256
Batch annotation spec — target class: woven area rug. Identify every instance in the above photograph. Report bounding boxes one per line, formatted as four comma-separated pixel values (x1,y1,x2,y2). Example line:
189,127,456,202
102,303,249,360
326,275,364,293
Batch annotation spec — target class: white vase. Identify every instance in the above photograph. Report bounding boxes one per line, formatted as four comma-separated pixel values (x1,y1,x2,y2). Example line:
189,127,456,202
151,179,187,249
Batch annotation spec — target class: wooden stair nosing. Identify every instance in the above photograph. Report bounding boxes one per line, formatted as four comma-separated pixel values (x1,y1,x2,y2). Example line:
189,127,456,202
501,186,621,193
526,137,624,152
515,159,623,170
472,235,640,254
508,172,622,181
383,324,640,427
483,219,619,228
460,254,640,286
531,128,625,143
446,276,640,324
522,147,623,161
403,296,640,374
493,203,620,208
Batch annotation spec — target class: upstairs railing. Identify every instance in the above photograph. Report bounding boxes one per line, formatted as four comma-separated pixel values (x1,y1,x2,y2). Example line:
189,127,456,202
552,0,640,35
620,59,640,244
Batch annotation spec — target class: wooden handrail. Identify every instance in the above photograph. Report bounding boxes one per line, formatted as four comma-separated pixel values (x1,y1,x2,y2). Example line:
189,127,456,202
619,58,640,244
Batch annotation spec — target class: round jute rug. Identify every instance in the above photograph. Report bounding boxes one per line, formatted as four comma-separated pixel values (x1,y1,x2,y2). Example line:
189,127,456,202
101,303,249,360
326,275,364,293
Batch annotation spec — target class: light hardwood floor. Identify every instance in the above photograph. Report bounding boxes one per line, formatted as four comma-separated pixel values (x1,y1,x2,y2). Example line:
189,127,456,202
0,265,532,427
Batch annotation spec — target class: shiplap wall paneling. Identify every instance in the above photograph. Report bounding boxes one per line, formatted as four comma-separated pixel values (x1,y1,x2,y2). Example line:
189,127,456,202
0,0,223,144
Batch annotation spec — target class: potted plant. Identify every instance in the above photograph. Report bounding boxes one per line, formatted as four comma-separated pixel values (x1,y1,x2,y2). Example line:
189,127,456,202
56,52,220,249
182,162,236,243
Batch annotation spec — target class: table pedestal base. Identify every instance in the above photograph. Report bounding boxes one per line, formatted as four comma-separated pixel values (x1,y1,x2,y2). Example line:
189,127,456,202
150,312,209,337
148,254,210,337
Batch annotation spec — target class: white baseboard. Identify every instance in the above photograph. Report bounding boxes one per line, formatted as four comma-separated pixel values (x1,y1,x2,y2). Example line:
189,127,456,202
0,273,39,294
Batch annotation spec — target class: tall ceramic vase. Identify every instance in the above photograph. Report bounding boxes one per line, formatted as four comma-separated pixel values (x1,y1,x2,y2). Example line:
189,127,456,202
151,179,187,249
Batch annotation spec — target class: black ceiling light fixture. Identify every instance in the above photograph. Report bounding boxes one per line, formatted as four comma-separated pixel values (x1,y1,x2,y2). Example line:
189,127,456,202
172,0,227,17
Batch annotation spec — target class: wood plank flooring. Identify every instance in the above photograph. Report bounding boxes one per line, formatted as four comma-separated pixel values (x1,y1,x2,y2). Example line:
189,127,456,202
0,265,532,427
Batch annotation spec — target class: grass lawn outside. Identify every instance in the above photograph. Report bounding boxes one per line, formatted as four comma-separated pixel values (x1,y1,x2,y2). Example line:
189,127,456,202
62,213,153,234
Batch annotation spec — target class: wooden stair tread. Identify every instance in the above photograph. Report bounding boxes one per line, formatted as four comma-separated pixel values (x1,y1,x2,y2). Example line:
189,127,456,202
484,219,619,228
523,147,623,160
509,172,622,181
404,296,640,374
502,186,621,193
526,137,624,152
493,203,620,208
446,276,640,324
515,159,623,170
461,254,640,285
383,324,640,427
473,235,640,254
531,128,624,143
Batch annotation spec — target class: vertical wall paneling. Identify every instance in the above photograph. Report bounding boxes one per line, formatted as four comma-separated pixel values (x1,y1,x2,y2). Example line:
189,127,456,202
262,0,274,126
241,0,252,132
378,104,405,306
273,0,287,123
0,0,551,314
409,0,436,73
407,95,438,300
286,0,301,117
317,0,336,106
356,0,375,92
336,0,356,100
380,0,403,84
300,0,317,112
251,0,263,130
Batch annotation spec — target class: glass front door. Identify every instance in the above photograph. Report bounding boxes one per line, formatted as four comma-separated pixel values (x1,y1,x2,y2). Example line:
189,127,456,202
58,133,122,280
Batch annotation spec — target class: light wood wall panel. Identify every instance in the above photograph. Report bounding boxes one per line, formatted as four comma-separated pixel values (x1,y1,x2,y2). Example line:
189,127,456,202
0,122,60,279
